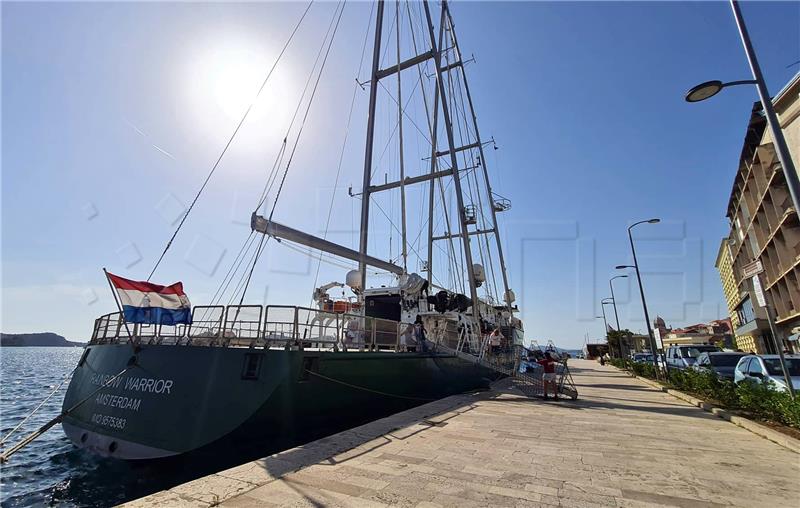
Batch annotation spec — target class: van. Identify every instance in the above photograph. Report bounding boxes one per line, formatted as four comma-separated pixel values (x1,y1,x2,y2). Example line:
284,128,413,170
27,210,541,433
665,344,720,370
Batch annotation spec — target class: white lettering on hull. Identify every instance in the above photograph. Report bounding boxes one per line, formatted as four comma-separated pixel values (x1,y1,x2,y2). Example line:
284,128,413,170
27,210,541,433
91,413,127,430
95,393,142,412
89,373,174,395
124,377,173,394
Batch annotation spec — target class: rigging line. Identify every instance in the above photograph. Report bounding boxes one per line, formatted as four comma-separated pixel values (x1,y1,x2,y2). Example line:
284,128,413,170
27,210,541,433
369,75,427,182
201,230,258,324
377,80,431,146
207,231,256,306
214,232,260,309
308,0,375,306
233,233,268,308
240,1,347,305
452,65,498,302
280,240,356,270
371,199,426,264
210,235,259,315
256,141,288,216
227,232,267,307
264,1,346,222
146,1,314,281
257,1,344,213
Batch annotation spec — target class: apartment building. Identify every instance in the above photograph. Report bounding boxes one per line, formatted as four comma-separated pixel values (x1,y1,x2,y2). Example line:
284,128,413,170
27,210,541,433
722,72,800,354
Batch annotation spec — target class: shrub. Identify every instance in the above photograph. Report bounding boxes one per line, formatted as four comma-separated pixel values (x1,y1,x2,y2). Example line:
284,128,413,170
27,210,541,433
612,360,800,429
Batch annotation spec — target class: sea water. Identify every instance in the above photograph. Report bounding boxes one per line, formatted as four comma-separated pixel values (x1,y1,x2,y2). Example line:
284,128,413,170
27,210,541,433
0,347,217,507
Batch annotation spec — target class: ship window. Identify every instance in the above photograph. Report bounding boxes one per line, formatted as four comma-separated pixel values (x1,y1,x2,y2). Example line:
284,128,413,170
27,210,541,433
241,353,262,380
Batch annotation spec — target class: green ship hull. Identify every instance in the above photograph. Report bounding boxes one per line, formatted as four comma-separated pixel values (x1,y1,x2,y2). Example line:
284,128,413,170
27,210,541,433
62,343,501,460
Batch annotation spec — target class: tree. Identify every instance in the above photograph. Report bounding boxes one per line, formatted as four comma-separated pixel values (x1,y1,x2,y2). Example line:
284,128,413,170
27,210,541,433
606,329,635,358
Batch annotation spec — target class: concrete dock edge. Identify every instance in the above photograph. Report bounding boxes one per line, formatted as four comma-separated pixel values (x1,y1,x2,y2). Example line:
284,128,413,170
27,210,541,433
119,388,488,507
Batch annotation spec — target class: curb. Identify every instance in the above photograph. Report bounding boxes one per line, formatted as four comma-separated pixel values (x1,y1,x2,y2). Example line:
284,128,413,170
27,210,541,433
612,366,800,454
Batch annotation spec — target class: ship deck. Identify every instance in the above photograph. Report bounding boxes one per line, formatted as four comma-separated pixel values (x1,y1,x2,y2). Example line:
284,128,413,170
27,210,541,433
120,359,799,507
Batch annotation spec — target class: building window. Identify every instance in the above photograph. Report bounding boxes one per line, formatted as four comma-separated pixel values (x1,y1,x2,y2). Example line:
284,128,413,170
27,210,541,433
735,217,745,241
737,297,756,326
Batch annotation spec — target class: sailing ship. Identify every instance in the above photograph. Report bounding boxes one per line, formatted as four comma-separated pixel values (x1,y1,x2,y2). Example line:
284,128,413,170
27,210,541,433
60,0,529,460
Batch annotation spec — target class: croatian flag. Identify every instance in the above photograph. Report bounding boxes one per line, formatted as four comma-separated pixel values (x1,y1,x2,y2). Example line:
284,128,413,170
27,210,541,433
107,272,192,325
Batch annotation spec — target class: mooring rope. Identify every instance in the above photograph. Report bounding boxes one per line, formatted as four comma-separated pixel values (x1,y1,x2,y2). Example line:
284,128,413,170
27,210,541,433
0,364,135,463
304,369,436,402
0,369,76,446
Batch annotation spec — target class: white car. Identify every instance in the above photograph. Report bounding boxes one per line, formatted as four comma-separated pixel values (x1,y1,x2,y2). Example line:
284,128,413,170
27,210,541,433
733,354,800,393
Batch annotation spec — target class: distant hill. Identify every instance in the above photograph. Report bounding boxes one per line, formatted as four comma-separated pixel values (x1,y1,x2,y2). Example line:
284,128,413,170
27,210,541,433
0,332,83,347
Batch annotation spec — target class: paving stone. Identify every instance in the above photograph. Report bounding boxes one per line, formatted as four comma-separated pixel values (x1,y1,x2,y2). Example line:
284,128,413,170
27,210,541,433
125,360,799,508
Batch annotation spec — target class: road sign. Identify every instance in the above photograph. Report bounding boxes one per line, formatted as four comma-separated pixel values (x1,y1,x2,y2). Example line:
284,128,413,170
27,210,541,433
752,274,767,308
742,259,764,279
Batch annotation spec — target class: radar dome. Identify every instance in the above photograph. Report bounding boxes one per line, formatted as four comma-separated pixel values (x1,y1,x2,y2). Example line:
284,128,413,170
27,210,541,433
472,264,486,283
346,270,362,291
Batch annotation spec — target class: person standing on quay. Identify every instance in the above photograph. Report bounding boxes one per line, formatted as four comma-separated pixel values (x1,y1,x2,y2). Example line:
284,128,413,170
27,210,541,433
538,352,559,400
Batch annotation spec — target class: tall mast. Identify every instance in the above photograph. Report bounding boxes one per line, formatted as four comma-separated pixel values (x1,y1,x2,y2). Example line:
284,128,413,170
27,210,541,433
444,1,512,311
396,0,408,273
422,0,480,315
358,0,385,292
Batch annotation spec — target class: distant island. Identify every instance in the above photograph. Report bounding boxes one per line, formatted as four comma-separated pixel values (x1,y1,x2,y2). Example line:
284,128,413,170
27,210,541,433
0,332,84,347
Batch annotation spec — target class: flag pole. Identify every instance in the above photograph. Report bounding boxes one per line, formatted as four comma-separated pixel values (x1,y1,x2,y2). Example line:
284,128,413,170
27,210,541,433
103,268,134,340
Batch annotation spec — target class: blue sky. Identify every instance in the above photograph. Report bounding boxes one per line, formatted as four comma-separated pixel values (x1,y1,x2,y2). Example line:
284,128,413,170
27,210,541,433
2,1,799,347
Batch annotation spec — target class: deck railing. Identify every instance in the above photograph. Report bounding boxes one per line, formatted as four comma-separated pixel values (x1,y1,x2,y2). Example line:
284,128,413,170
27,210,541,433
88,305,412,351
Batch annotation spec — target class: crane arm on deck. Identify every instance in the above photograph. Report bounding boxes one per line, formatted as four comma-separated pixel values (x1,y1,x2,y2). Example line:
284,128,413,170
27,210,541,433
250,213,404,276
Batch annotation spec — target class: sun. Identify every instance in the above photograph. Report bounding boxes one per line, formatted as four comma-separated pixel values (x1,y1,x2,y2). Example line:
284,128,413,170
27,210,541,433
184,35,295,141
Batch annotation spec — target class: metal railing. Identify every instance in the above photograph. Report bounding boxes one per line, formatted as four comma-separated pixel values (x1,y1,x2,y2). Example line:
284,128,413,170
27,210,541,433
88,305,416,351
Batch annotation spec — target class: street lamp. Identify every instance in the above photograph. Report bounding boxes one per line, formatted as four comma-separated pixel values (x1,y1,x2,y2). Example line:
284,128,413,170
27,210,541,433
601,298,619,358
685,0,800,224
686,0,797,397
609,275,628,357
595,315,606,339
618,217,661,378
598,301,610,337
609,275,627,330
595,314,609,360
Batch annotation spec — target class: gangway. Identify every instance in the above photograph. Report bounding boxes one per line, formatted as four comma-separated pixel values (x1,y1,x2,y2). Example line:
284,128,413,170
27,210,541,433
432,340,578,400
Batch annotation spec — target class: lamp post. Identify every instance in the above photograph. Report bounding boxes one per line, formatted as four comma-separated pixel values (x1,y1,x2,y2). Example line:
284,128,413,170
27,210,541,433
610,275,628,358
595,315,607,339
598,302,609,337
595,314,608,360
618,218,661,379
601,298,617,357
609,275,627,330
685,0,799,223
686,0,797,394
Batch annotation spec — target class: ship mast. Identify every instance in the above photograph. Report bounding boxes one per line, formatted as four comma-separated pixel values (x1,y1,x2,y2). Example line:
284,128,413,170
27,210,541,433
357,0,513,318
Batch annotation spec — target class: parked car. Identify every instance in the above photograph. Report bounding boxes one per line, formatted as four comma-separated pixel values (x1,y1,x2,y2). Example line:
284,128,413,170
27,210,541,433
665,344,721,370
631,352,665,369
733,354,800,393
691,352,747,380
